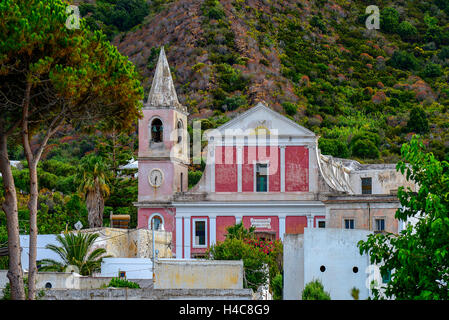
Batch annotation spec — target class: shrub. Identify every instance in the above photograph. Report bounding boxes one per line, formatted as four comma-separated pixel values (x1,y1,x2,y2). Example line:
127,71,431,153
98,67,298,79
350,131,381,148
380,7,400,33
282,102,298,116
388,50,419,70
222,95,247,111
203,0,225,20
302,279,331,300
407,106,429,134
397,21,417,41
438,46,449,60
421,63,442,78
108,277,140,289
318,138,350,158
351,287,360,300
351,139,380,159
188,170,203,189
271,273,283,300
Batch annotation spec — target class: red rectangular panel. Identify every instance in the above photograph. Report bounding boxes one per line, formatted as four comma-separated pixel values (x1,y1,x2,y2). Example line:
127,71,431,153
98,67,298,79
286,216,308,234
215,146,237,192
216,216,237,243
285,146,309,192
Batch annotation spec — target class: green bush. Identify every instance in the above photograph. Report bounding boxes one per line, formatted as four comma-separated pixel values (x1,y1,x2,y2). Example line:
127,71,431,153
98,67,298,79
407,106,429,134
318,138,350,158
271,273,283,300
421,63,442,78
108,277,140,289
302,279,331,300
202,0,225,20
282,102,298,116
188,170,203,189
438,46,449,60
397,21,417,41
222,94,247,111
388,50,419,70
351,139,380,159
380,7,400,33
350,131,381,148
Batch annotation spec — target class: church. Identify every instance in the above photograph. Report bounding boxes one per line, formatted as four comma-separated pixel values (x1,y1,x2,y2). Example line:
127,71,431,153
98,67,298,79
134,48,417,258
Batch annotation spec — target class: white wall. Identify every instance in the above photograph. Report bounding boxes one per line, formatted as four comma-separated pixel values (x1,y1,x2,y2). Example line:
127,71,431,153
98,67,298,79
20,234,61,270
303,228,371,300
100,258,153,279
283,234,304,300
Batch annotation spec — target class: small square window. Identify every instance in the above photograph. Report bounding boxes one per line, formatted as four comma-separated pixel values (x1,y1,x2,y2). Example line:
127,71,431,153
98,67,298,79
193,219,207,247
318,221,326,228
256,163,268,192
375,218,385,232
361,177,372,194
382,270,391,284
344,219,355,229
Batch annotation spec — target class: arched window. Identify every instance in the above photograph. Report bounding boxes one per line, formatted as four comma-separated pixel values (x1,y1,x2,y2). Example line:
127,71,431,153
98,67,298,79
151,118,163,143
177,120,183,144
149,214,164,231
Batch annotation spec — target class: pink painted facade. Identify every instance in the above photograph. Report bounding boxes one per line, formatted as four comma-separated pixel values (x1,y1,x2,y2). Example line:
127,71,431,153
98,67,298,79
285,146,309,192
215,146,238,192
216,216,236,242
286,216,308,234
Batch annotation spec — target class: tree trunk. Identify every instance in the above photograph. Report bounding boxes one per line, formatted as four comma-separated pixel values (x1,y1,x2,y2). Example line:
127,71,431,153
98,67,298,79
87,189,104,228
0,134,26,300
21,81,36,300
26,162,38,300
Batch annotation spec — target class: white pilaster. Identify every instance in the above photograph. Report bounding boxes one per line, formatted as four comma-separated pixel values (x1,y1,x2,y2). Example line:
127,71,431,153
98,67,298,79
280,146,286,192
210,145,215,193
236,215,242,224
175,217,183,258
279,216,286,240
307,215,314,229
237,146,242,192
184,217,191,259
308,143,317,192
210,216,216,246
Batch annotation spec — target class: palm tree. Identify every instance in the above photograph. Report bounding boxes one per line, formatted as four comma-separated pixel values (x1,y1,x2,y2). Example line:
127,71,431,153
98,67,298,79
76,155,111,228
39,233,110,276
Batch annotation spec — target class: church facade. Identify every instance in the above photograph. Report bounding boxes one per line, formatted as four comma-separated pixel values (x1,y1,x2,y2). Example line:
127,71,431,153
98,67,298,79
135,49,417,258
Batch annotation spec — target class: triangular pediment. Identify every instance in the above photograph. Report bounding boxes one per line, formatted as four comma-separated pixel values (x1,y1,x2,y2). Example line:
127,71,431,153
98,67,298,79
214,102,316,137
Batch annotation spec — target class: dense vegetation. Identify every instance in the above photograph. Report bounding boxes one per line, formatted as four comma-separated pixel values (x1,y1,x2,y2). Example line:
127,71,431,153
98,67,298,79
113,0,449,165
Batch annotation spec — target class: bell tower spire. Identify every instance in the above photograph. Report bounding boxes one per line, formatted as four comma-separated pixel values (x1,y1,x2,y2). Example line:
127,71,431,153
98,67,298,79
145,47,186,112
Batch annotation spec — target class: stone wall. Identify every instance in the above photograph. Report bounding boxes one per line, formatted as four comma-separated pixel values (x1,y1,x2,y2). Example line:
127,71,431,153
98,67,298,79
154,259,244,290
41,288,253,300
79,227,173,259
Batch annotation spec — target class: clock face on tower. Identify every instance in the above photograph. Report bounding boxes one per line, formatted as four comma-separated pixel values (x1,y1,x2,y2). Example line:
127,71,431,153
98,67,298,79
148,168,164,188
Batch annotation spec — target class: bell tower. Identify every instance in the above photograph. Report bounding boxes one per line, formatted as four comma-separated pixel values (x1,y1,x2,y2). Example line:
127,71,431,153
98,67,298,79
137,47,189,202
